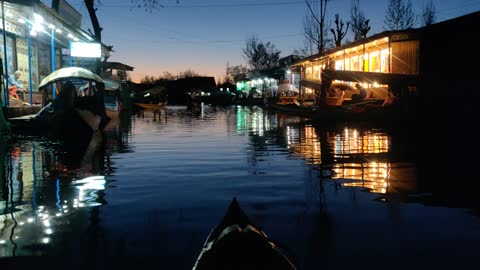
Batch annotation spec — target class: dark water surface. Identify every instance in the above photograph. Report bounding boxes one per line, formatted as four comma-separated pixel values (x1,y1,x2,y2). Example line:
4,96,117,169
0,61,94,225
1,105,479,269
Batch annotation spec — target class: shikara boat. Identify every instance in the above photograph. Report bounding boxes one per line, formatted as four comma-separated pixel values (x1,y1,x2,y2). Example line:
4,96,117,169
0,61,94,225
192,197,297,270
268,96,404,124
134,102,166,110
8,67,110,140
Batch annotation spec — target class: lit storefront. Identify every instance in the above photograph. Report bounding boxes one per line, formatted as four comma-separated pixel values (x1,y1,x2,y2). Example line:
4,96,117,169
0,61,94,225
1,0,104,107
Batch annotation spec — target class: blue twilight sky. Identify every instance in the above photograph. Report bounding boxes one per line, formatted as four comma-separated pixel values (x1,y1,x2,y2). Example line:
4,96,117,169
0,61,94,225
42,0,480,82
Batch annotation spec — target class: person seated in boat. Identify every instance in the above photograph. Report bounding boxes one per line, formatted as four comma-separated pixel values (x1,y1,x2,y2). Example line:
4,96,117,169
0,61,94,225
351,83,368,103
53,80,77,113
327,86,337,97
326,88,345,106
8,70,27,100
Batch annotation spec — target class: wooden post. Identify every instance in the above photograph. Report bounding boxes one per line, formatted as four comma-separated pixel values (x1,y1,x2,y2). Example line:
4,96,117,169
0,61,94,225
0,61,11,134
320,71,332,106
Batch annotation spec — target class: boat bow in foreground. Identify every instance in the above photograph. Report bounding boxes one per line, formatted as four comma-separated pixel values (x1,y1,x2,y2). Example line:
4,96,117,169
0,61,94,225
193,197,297,270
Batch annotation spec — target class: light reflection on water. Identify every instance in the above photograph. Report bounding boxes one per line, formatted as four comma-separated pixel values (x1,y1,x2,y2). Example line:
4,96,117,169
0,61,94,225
0,132,113,256
1,105,480,269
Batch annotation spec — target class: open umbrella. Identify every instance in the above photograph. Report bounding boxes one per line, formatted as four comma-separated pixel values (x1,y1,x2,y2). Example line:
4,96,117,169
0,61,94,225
278,83,299,93
79,77,121,92
39,67,104,88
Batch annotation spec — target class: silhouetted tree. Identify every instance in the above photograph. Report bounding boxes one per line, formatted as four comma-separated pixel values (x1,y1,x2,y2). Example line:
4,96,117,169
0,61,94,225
178,69,199,78
226,64,248,82
161,71,176,80
293,45,311,58
242,35,281,71
131,0,179,11
422,0,436,26
359,19,371,39
384,0,416,30
350,0,370,41
330,14,349,47
140,75,157,84
303,0,330,53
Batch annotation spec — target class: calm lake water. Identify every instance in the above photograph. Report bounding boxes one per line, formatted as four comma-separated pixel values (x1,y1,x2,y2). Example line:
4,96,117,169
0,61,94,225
1,105,479,269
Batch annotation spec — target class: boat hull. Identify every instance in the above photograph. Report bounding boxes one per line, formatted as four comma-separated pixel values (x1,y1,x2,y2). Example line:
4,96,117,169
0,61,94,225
193,198,297,270
134,102,166,110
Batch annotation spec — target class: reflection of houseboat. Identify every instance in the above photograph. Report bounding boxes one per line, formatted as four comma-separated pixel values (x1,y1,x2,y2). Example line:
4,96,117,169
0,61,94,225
285,124,418,195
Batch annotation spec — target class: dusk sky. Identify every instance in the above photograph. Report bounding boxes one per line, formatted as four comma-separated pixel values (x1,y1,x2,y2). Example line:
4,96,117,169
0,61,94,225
43,0,480,82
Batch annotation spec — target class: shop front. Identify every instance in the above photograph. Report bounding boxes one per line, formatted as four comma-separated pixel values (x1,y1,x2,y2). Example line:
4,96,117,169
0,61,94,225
1,0,99,108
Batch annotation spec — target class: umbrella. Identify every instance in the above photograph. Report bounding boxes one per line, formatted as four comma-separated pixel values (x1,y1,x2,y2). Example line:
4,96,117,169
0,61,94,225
102,78,121,90
39,67,104,88
278,83,299,93
79,78,121,91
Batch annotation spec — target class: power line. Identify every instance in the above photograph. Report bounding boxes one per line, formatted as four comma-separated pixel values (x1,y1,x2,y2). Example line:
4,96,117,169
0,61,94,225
102,1,305,9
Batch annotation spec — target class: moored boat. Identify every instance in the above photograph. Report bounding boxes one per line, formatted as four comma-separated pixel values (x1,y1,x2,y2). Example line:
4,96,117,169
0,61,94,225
134,102,166,110
192,197,297,270
8,67,110,139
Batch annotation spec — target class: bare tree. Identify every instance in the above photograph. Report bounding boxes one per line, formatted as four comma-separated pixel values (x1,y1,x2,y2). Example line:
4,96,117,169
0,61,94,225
384,0,416,30
226,64,248,82
303,0,329,53
422,0,436,26
242,35,281,71
303,12,321,55
161,71,176,80
178,69,199,78
350,0,370,41
360,19,371,39
141,75,156,84
130,0,179,12
330,14,349,47
294,44,311,58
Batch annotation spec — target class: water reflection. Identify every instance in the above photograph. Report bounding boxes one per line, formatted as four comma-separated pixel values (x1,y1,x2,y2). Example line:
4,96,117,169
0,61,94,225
1,106,479,268
0,109,132,256
271,117,417,196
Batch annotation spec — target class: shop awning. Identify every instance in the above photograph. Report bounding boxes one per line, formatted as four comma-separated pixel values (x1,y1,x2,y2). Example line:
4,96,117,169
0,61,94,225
101,62,135,71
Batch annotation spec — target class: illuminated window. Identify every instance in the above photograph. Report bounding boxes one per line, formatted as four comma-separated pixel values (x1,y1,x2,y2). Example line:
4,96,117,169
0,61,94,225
369,51,380,72
351,56,359,71
380,49,389,73
305,67,313,79
313,65,320,80
335,60,344,70
363,54,369,71
345,57,351,71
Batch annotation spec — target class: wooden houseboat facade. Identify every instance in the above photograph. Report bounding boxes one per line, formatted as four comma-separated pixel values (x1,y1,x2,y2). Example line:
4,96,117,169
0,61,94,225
289,11,480,123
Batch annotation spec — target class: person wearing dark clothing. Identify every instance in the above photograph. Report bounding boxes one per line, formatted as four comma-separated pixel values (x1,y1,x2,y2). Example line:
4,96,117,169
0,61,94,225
352,83,367,102
53,80,77,113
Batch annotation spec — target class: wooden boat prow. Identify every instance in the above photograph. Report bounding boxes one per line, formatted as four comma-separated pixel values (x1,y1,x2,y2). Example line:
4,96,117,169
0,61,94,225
134,102,166,110
193,197,297,270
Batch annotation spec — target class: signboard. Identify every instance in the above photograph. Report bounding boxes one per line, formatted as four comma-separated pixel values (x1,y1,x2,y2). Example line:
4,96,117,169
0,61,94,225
0,20,26,37
71,42,101,58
